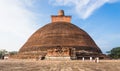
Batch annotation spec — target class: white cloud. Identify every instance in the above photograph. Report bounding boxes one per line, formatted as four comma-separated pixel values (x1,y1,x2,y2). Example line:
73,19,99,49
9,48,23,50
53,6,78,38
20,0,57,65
0,0,38,51
49,0,120,19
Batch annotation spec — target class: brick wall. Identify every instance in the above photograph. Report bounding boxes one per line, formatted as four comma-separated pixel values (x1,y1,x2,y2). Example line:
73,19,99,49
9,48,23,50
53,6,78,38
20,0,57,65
51,16,71,23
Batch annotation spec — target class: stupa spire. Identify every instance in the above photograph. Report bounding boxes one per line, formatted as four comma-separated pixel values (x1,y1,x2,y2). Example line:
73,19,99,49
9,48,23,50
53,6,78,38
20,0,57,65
58,10,64,16
51,10,71,23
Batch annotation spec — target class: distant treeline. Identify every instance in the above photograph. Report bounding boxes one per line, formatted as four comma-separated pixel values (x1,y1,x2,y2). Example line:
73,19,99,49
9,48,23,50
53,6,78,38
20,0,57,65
0,49,17,59
107,47,120,59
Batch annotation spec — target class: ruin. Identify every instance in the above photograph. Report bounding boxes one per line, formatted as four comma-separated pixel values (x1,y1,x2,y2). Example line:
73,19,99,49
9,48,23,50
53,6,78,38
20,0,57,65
17,10,107,60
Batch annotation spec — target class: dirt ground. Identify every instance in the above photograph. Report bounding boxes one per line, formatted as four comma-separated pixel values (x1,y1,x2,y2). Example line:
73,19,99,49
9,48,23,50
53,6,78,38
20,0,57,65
0,59,120,71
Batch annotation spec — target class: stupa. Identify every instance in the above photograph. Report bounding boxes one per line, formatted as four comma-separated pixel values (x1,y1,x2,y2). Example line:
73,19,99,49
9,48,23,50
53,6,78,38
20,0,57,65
17,10,107,60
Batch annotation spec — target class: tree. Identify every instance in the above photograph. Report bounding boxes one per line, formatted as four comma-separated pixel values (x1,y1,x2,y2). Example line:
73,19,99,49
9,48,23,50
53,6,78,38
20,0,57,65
107,47,120,59
0,49,8,59
9,51,18,56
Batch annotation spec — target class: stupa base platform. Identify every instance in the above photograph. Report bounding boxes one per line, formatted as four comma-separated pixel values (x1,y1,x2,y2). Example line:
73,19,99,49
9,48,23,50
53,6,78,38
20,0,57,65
45,56,71,60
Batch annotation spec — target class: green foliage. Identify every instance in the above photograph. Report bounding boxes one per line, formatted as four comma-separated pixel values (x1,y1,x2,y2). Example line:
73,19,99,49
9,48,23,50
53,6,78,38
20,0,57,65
0,50,18,59
9,51,18,55
107,47,120,59
0,49,8,59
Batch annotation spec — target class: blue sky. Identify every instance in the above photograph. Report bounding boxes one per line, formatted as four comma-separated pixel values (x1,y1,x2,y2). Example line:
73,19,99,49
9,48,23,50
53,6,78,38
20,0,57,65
0,0,120,53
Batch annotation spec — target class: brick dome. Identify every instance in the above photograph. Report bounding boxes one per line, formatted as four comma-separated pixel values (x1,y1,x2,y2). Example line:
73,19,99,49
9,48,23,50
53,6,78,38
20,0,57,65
19,22,102,53
17,10,106,60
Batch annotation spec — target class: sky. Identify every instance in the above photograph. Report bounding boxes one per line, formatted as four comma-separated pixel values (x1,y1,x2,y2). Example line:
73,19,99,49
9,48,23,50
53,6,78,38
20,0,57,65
0,0,120,53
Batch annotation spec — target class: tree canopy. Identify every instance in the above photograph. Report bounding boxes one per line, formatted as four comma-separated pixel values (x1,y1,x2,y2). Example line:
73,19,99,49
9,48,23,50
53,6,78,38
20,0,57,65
9,51,18,55
107,47,120,59
0,49,8,59
0,49,18,59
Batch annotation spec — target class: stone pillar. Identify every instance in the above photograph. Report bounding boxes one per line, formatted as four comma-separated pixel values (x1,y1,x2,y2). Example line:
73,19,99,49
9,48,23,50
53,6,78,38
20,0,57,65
96,57,99,63
95,57,99,63
82,57,84,61
90,57,92,61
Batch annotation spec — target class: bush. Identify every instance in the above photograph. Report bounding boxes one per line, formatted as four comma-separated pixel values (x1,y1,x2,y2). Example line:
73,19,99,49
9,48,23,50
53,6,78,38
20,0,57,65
107,47,120,59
